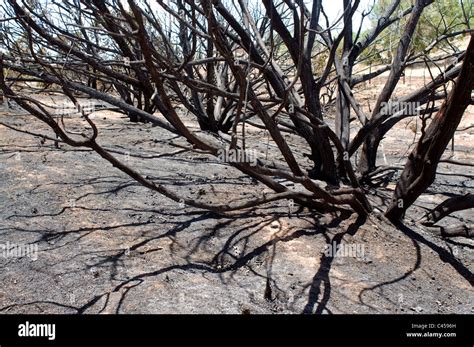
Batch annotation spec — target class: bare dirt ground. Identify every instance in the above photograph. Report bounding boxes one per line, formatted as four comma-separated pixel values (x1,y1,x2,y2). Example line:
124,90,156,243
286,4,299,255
0,85,472,314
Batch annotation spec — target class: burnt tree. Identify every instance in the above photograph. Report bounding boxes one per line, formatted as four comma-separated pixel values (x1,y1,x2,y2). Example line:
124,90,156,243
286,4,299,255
385,34,474,222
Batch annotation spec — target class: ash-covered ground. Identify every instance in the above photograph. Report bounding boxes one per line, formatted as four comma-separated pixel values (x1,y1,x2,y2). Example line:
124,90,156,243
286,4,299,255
0,94,472,314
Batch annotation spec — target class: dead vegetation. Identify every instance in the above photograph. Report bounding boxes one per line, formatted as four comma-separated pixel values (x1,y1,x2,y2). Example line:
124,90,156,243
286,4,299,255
0,0,473,313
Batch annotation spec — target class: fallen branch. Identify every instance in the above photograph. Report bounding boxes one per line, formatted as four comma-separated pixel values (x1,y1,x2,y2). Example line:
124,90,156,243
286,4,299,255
419,194,474,225
422,224,473,238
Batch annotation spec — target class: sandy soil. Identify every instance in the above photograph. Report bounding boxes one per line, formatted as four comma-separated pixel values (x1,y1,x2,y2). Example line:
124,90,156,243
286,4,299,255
0,89,472,314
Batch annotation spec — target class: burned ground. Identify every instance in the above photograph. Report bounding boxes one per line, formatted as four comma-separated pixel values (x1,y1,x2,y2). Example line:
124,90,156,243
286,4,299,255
0,94,472,314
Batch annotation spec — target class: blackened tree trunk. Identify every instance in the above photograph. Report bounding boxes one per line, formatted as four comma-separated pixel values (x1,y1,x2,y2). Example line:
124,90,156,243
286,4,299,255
385,34,474,222
359,62,462,176
354,0,434,175
261,0,337,183
335,0,354,179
